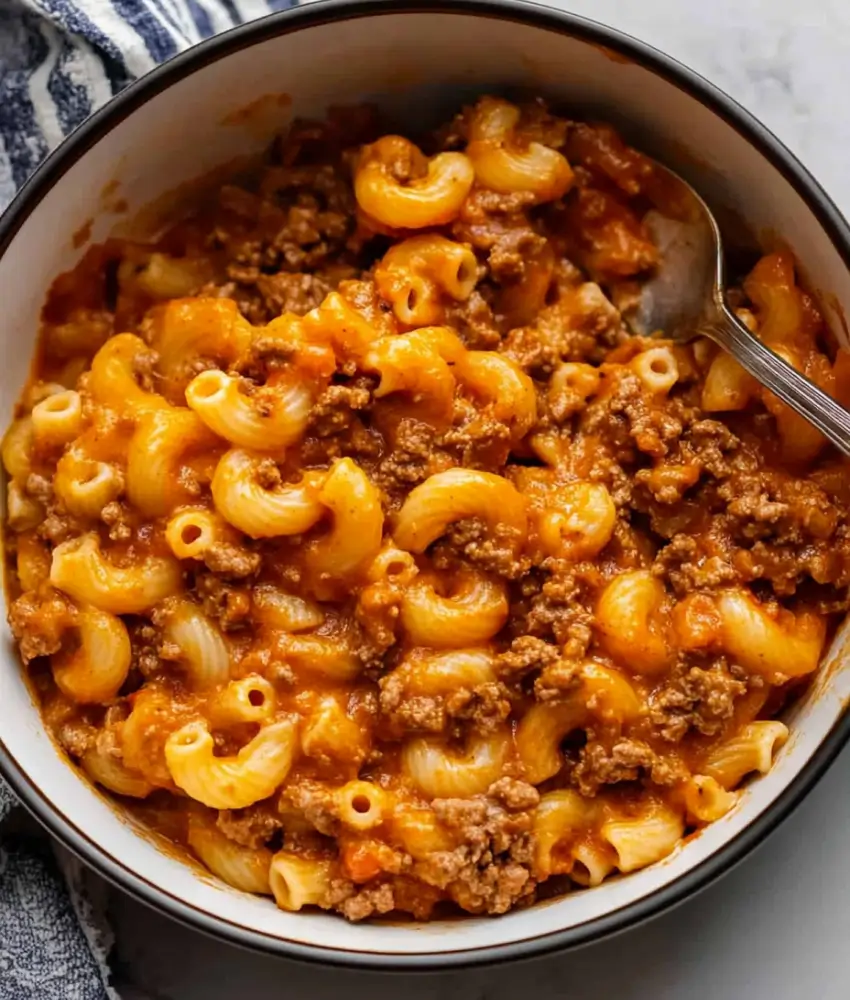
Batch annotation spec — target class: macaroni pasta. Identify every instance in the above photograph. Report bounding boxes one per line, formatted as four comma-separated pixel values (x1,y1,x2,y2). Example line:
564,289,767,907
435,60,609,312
5,96,847,924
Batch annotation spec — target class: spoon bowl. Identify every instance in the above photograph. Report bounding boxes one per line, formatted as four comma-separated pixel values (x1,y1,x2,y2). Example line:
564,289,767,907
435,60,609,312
631,160,850,457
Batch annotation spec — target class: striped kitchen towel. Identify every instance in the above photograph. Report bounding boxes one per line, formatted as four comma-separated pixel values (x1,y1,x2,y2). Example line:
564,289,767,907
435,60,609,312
0,3,297,996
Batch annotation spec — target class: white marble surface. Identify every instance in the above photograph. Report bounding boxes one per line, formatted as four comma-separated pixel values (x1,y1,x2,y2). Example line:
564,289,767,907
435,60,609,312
111,1,850,996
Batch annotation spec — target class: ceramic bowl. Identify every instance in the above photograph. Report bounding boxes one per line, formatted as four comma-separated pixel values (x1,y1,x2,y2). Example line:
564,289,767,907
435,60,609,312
1,0,849,969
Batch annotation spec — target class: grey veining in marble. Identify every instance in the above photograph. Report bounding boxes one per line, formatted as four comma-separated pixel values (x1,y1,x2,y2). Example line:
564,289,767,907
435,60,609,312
111,1,850,997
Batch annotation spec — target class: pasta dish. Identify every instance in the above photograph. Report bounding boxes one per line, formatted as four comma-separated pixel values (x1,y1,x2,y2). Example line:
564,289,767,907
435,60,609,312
4,96,849,921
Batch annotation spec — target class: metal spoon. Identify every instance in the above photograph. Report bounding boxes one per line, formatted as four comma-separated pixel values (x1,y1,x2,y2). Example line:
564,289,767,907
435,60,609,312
629,161,850,457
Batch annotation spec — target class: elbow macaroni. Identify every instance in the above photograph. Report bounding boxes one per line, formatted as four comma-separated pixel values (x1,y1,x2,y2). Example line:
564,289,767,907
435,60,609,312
354,135,475,229
466,97,573,203
50,534,183,614
3,100,839,923
165,717,299,809
394,467,527,553
211,449,325,538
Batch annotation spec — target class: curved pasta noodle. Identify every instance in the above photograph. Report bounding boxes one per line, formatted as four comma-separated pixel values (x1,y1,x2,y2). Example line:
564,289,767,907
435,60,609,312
537,481,616,560
355,135,475,229
454,352,538,440
187,811,272,894
466,97,573,203
366,546,418,588
533,789,598,879
363,327,464,424
703,721,789,790
208,675,276,726
401,572,508,647
1,417,34,484
127,406,219,518
252,583,324,632
601,802,684,873
51,606,131,704
387,648,496,697
549,362,602,420
50,534,183,614
516,663,642,784
401,728,510,798
630,346,679,396
165,507,231,560
211,449,325,538
269,853,334,912
186,369,312,452
335,780,390,832
596,570,672,675
301,695,367,762
165,718,298,809
390,807,455,860
31,389,83,448
716,589,826,683
701,351,756,412
150,297,254,393
272,634,361,682
53,451,124,519
374,235,478,325
81,747,154,799
301,291,384,362
88,333,171,414
681,775,738,824
159,598,231,690
393,467,527,553
303,458,384,598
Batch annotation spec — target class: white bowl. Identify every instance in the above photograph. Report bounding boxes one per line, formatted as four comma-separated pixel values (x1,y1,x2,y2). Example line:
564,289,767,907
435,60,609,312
2,0,850,969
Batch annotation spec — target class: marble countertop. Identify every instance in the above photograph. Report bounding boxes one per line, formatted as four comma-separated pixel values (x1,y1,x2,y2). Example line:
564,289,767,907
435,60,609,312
113,1,850,997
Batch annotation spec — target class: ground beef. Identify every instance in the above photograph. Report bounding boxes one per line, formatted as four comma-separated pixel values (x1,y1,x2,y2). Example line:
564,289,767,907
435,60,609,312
488,777,540,811
379,688,444,732
431,517,529,580
355,583,402,668
25,473,53,503
126,344,159,393
216,802,283,849
379,671,511,735
649,660,749,742
57,719,98,758
581,369,683,460
8,590,73,662
567,122,655,197
373,418,437,496
195,574,252,630
418,797,536,914
451,188,539,258
509,569,591,649
570,739,687,796
504,282,625,373
558,175,658,279
254,271,333,318
39,507,82,545
129,622,162,679
444,291,501,350
487,227,549,285
496,635,560,677
280,780,340,837
719,471,839,546
202,541,261,580
308,382,372,437
326,880,397,922
100,500,133,542
439,403,513,470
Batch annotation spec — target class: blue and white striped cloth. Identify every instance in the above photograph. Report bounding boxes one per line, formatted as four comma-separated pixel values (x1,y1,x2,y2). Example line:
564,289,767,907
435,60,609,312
0,2,297,995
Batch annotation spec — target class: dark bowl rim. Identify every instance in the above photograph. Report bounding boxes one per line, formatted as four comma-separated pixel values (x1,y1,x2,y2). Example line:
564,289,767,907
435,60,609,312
1,0,850,973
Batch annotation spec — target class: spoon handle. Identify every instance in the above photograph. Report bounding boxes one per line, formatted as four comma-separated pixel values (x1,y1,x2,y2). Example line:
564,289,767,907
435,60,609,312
706,303,850,458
